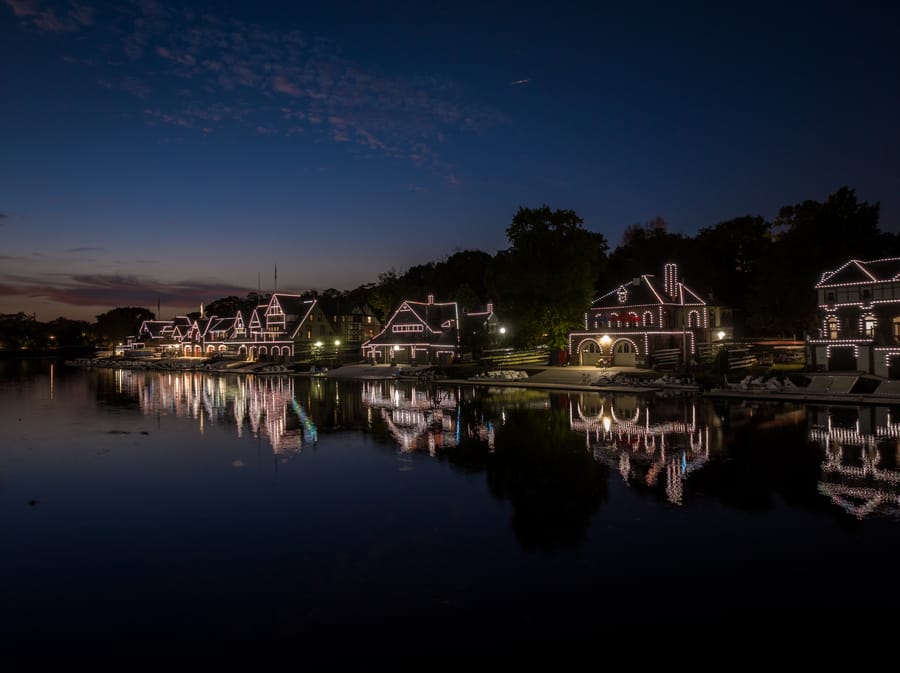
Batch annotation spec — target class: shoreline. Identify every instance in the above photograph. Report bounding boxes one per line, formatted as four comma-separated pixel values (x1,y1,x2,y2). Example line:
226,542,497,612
62,358,900,405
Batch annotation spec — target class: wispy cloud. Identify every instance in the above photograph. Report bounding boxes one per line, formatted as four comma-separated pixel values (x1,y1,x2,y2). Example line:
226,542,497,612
8,0,503,176
2,0,94,33
0,271,251,312
0,212,8,224
66,246,105,253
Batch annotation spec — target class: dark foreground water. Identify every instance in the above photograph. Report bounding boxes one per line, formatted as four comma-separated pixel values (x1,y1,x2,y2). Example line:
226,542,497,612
3,361,900,658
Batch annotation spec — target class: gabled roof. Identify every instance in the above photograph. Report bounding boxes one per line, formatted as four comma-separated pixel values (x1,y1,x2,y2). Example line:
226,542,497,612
171,316,193,339
248,305,266,330
190,317,215,338
593,273,706,308
817,258,900,287
362,298,459,348
270,293,313,319
139,320,172,339
208,317,236,333
402,299,459,334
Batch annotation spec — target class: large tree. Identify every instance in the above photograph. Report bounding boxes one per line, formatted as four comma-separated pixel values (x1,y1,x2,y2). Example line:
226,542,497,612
747,187,881,336
602,226,693,295
490,205,607,348
693,215,772,328
95,307,155,347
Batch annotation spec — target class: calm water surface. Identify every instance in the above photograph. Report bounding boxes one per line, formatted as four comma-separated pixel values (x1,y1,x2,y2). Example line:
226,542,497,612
3,360,900,655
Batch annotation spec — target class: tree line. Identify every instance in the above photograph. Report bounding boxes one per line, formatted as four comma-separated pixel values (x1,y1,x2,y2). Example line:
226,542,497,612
1,186,892,351
358,186,893,347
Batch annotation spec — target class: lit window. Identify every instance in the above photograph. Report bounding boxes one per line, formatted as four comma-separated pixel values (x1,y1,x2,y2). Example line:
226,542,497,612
862,314,876,338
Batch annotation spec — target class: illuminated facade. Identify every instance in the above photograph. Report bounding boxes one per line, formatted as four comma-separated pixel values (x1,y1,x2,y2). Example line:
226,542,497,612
568,262,732,367
138,293,335,360
809,257,900,377
361,295,460,365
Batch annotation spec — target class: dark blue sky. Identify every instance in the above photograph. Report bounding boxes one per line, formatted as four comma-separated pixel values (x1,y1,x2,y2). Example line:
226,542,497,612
2,0,898,320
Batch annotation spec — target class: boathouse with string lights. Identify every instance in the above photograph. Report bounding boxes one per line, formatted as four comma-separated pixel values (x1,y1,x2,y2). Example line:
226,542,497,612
361,294,460,365
567,263,732,367
809,257,900,378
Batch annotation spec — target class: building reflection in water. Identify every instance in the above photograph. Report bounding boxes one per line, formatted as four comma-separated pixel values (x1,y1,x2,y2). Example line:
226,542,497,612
114,370,318,458
808,406,900,519
569,394,713,505
360,381,494,454
360,382,717,506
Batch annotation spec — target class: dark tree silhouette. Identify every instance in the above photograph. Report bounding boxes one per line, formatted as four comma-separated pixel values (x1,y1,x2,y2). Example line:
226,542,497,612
490,205,607,348
94,307,155,347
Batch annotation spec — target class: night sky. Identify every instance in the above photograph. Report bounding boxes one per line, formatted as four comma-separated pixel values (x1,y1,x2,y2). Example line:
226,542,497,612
2,1,898,321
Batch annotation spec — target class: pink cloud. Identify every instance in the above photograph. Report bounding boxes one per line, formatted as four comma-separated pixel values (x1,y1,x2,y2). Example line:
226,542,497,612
156,46,196,67
0,272,251,313
5,0,94,32
3,0,39,17
272,74,302,97
356,128,386,151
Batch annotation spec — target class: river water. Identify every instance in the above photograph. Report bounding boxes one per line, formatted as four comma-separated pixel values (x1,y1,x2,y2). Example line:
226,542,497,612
3,360,900,656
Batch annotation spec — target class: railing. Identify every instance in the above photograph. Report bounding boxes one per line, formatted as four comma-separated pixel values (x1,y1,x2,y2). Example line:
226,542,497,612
652,348,682,369
480,348,549,369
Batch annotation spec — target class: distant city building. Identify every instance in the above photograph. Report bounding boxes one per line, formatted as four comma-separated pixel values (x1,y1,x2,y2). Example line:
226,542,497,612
809,257,900,377
568,263,732,367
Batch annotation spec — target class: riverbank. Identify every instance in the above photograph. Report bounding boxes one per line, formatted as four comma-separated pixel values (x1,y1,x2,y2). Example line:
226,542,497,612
63,357,900,404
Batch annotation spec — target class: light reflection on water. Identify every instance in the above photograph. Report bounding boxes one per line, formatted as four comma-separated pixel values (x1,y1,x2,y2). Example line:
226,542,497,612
808,406,900,518
3,362,900,655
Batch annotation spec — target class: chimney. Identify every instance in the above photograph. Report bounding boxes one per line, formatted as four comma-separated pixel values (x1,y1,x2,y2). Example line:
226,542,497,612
427,294,434,304
632,277,641,287
664,263,679,299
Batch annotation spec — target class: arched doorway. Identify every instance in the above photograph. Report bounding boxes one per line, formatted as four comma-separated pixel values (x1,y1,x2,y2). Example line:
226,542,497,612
612,339,638,367
577,339,603,366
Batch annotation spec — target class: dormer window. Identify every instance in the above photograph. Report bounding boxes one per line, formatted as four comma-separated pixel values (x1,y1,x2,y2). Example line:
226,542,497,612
826,291,835,303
